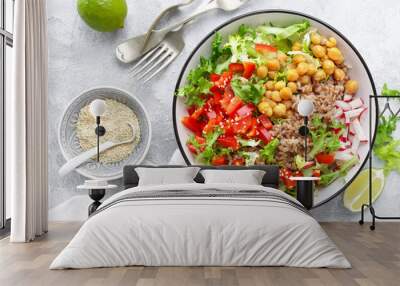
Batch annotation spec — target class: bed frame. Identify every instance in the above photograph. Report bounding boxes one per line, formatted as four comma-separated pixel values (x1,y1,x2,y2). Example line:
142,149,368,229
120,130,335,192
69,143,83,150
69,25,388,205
123,165,280,189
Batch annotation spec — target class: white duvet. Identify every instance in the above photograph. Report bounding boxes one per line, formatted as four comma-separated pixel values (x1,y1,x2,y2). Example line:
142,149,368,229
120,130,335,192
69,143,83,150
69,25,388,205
50,183,350,269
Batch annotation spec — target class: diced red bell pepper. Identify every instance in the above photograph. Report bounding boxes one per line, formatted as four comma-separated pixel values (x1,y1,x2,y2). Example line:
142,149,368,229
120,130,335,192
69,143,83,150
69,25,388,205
258,126,272,143
187,143,198,154
222,96,243,116
315,153,335,164
233,116,253,134
190,106,204,120
246,118,258,138
236,104,255,118
221,119,234,136
210,73,221,82
203,116,222,134
216,71,233,89
195,135,206,145
217,135,239,150
182,116,202,134
242,62,256,79
229,63,244,74
258,115,273,130
211,155,227,166
255,43,277,53
312,169,321,177
232,157,245,166
280,168,296,190
187,106,196,116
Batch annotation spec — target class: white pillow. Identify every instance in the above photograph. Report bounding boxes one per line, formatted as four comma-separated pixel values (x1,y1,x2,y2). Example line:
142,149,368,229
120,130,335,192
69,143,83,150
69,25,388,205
200,169,266,185
136,167,200,186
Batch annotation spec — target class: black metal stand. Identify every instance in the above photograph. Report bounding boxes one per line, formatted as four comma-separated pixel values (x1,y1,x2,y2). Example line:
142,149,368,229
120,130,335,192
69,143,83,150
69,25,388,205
88,189,105,216
359,95,400,230
296,180,313,209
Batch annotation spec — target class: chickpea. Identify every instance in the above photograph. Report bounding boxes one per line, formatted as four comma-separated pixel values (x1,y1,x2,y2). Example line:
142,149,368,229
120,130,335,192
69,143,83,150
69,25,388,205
320,37,328,46
287,63,296,70
313,69,326,82
293,54,306,65
311,45,326,58
273,103,287,117
296,62,309,76
307,64,317,76
287,82,297,93
280,87,293,100
265,98,277,108
292,41,302,51
268,71,277,79
277,51,288,63
265,90,273,98
287,69,299,82
283,100,292,110
286,110,294,117
271,90,282,102
322,59,335,75
299,75,311,85
267,59,280,71
345,80,359,94
274,80,286,91
334,56,344,65
256,65,268,78
327,47,343,61
311,33,321,45
265,80,275,90
258,102,273,117
326,37,337,48
334,68,346,81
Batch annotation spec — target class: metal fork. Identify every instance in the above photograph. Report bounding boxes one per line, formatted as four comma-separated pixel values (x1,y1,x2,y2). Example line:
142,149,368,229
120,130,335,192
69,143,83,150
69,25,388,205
130,29,185,83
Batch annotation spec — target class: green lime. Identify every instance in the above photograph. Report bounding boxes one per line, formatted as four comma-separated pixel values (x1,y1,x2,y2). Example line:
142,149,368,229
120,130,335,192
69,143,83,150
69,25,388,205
77,0,127,32
343,168,385,212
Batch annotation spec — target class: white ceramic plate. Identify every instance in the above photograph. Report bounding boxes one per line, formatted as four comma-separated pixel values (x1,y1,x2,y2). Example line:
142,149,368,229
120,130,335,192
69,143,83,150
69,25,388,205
173,10,377,207
59,87,152,180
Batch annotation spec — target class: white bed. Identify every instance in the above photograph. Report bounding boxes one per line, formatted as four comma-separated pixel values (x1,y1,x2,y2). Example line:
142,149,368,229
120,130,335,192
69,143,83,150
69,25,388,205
50,183,350,269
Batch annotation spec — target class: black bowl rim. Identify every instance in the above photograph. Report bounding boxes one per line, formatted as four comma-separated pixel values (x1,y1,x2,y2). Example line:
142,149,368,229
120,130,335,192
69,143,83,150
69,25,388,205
172,9,378,208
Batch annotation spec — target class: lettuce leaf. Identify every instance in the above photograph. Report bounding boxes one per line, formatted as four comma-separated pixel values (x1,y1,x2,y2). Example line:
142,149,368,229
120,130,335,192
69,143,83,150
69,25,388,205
382,83,400,97
231,78,265,105
319,156,359,186
260,138,279,163
196,127,224,164
308,115,341,158
257,20,310,42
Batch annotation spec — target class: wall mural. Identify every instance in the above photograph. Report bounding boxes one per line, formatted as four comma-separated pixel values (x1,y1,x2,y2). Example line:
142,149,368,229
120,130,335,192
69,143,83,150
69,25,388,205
47,0,400,222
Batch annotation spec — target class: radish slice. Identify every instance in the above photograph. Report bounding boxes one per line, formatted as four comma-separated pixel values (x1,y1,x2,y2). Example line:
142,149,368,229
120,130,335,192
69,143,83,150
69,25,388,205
335,151,354,161
334,108,344,119
352,119,368,142
351,136,360,154
345,107,365,120
343,94,353,102
349,98,363,109
335,100,351,111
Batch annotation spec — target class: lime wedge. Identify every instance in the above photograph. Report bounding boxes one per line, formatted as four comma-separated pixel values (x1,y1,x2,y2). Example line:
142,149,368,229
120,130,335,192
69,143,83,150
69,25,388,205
343,168,385,212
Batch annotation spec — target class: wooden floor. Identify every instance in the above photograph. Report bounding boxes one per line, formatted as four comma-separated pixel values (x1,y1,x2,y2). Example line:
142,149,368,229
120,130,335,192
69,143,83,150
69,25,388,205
0,222,399,286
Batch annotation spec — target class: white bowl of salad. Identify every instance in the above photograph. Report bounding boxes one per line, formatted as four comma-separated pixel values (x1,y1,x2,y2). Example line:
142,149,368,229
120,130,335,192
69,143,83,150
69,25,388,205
173,10,377,207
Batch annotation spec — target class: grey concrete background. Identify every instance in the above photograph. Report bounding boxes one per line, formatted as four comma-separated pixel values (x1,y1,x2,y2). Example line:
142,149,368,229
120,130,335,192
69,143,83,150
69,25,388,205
48,0,400,221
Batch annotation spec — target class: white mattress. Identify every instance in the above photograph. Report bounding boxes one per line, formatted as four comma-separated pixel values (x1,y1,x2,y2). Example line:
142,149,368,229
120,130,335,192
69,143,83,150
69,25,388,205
50,183,350,269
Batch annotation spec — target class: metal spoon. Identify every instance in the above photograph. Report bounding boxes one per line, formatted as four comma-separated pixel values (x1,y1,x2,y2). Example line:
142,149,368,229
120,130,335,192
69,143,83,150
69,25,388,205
116,0,249,64
58,123,136,177
116,0,195,64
